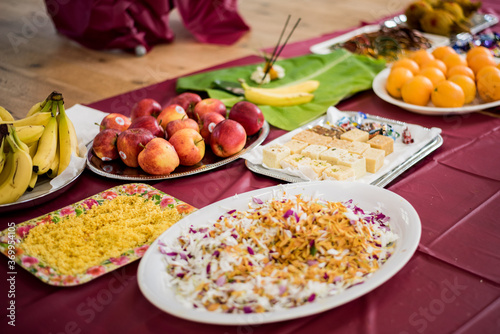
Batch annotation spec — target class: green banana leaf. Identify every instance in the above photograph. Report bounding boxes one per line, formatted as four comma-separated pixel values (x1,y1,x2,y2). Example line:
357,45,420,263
176,49,386,131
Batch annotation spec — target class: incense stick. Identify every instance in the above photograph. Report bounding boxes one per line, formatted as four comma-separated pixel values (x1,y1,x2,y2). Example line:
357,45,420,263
261,16,301,83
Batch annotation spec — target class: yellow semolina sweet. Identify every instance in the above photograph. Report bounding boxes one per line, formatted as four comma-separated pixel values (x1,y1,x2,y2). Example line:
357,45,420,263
283,139,308,154
368,135,394,156
21,195,182,276
262,144,291,169
363,147,386,173
319,147,349,165
321,164,356,181
340,128,369,142
301,144,329,160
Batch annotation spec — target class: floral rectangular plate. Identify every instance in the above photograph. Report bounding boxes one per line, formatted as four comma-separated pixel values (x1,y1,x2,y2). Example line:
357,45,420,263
0,183,196,287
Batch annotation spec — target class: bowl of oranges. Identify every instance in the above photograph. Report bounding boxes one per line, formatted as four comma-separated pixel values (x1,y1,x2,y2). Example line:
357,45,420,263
373,45,500,115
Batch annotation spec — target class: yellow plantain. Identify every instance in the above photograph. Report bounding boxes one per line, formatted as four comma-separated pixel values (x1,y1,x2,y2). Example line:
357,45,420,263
0,106,15,122
0,111,53,127
254,80,320,94
32,105,58,175
0,129,33,204
242,82,314,107
57,100,79,175
15,125,45,145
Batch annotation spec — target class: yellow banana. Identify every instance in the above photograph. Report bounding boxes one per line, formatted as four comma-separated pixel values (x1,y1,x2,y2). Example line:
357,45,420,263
0,129,33,204
15,125,45,145
0,136,5,175
32,105,58,175
47,144,59,178
28,171,38,191
0,111,53,127
256,80,320,94
242,82,314,107
26,102,42,118
57,100,79,175
0,106,15,122
27,142,38,159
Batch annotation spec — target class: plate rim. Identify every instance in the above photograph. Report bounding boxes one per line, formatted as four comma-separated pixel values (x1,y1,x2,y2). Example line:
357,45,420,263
0,183,196,286
86,121,270,181
372,68,500,115
0,159,85,213
309,24,449,55
137,181,421,325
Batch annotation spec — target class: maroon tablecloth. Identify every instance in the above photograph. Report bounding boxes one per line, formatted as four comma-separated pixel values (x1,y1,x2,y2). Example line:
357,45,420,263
2,5,500,334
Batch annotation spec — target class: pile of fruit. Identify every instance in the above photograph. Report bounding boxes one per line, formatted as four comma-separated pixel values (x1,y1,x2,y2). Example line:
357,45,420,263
92,93,265,175
385,45,500,107
404,0,482,36
0,92,79,204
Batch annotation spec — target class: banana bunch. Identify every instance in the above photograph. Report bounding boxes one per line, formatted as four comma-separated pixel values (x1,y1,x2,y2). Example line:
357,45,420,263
404,0,481,36
240,80,320,107
0,92,80,204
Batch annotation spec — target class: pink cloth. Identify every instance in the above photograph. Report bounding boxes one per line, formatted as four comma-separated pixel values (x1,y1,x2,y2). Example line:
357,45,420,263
44,0,249,53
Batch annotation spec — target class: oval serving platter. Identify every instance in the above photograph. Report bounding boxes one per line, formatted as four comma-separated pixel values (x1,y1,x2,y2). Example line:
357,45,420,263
86,121,269,181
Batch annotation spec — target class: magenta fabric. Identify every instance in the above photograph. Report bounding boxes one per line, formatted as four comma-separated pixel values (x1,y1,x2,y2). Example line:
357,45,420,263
44,0,249,53
2,3,500,333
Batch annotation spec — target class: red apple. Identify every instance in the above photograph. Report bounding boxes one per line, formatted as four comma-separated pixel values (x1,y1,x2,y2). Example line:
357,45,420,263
130,98,162,121
165,117,199,139
138,138,180,175
157,104,187,131
169,128,205,166
193,98,227,120
117,128,155,168
228,101,265,136
99,113,131,132
92,128,120,161
168,92,202,119
199,112,225,142
129,115,165,138
210,119,246,158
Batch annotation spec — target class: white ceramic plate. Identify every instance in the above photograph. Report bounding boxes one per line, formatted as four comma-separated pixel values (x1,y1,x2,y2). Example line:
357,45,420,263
138,181,421,325
373,68,500,115
309,24,449,55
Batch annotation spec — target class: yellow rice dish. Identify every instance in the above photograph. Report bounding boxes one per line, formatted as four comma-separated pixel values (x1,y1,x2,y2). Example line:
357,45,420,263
21,195,181,276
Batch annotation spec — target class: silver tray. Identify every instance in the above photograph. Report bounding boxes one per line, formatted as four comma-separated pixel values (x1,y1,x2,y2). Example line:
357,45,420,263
0,164,85,213
86,121,269,181
245,112,443,187
310,13,499,56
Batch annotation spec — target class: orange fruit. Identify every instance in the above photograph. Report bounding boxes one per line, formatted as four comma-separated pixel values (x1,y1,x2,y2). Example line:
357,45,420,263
431,80,465,108
448,75,476,104
446,65,475,80
477,69,500,102
476,65,500,82
409,50,435,67
421,59,447,75
442,53,467,69
466,46,493,63
432,46,456,60
386,67,414,98
419,67,446,87
401,75,434,106
391,58,420,75
467,54,497,75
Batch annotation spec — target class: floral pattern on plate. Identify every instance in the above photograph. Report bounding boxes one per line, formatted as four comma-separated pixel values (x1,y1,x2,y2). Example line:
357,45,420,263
0,183,196,287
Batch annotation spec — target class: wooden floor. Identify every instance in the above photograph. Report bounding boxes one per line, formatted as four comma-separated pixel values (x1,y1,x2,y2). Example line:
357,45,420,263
0,0,414,119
